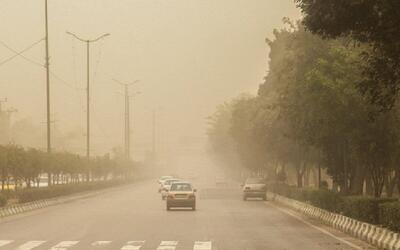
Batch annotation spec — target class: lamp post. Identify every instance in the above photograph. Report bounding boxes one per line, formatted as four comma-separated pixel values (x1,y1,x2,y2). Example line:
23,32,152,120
113,79,140,159
66,31,110,161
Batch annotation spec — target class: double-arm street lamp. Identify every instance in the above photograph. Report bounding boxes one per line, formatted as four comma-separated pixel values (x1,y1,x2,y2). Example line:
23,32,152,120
66,31,110,162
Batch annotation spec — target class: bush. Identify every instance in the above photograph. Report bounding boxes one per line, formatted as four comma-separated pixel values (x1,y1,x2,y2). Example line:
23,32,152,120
271,182,398,225
0,194,7,207
307,189,343,213
340,196,397,224
271,182,343,212
380,202,400,231
17,179,131,203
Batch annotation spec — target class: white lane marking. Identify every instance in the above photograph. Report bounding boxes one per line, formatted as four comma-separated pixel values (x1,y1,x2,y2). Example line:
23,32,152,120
121,241,145,250
193,241,212,250
267,202,362,250
0,240,13,247
91,241,112,247
156,241,178,250
17,241,46,250
49,241,79,250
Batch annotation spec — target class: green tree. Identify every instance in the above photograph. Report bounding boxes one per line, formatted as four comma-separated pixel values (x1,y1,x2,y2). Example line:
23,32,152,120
296,0,400,109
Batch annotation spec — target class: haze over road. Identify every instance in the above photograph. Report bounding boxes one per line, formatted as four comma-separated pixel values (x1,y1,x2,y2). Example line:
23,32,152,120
0,154,373,250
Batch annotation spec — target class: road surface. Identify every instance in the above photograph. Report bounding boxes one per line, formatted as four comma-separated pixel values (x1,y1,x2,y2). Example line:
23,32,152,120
0,180,374,250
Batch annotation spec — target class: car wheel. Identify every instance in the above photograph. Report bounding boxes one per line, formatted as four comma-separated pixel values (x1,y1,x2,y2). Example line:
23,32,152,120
166,205,170,211
192,205,196,211
243,195,247,201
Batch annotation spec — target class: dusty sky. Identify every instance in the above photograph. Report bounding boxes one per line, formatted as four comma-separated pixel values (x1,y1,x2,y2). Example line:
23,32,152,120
0,0,300,159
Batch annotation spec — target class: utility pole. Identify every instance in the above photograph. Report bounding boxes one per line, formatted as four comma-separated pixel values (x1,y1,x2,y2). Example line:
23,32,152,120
66,31,110,164
44,0,52,186
152,109,156,156
113,79,140,160
6,108,17,143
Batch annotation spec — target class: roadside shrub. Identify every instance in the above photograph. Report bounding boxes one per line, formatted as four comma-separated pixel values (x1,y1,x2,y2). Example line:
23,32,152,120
379,202,400,232
0,194,7,207
271,182,343,212
17,179,132,203
340,196,397,224
307,189,343,213
271,182,399,226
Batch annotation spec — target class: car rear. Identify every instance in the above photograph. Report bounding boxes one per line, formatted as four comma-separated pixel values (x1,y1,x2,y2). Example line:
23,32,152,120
161,179,180,199
242,178,267,201
166,182,196,210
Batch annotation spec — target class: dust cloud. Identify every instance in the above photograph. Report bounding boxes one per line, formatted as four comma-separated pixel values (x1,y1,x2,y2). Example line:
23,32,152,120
0,0,300,175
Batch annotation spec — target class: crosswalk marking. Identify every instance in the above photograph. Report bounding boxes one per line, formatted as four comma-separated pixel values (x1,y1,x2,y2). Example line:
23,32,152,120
0,240,13,247
156,241,178,250
17,241,46,250
49,241,79,250
193,241,212,250
0,240,213,249
121,241,145,250
91,241,112,247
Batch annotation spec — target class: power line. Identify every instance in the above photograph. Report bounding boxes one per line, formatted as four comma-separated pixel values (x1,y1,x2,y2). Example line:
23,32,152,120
0,38,83,92
0,38,45,67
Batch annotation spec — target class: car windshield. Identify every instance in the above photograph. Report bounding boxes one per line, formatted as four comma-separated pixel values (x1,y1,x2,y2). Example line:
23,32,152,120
161,176,173,180
170,183,192,191
165,179,179,185
246,178,265,184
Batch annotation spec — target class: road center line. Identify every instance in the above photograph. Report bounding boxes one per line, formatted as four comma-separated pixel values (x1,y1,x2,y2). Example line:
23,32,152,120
267,202,362,250
17,241,46,250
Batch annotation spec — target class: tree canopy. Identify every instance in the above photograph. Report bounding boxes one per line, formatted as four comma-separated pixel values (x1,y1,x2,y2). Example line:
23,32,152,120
208,20,400,197
296,0,400,109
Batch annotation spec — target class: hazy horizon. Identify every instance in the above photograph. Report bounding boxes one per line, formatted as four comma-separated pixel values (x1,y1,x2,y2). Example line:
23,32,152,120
0,0,301,159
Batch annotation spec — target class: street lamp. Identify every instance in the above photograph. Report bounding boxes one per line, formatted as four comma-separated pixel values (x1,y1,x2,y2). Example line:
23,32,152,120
66,31,110,179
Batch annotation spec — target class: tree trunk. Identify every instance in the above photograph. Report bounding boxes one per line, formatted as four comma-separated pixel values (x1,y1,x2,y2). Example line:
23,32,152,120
296,169,303,188
350,164,365,195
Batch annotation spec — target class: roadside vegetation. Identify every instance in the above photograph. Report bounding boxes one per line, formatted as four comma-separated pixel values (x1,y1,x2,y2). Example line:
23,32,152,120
208,1,400,232
0,145,140,207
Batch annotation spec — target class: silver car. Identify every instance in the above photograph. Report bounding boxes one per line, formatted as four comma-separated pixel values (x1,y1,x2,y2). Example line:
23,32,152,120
242,177,267,201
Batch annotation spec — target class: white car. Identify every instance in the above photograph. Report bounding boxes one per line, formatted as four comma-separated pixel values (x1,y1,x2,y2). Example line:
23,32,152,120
158,176,174,184
160,178,180,200
158,176,175,192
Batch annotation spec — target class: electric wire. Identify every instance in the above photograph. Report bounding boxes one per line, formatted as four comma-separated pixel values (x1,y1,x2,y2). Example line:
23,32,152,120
0,38,45,67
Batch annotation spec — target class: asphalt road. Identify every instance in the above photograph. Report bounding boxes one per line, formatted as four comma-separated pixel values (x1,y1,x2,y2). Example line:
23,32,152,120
0,180,374,250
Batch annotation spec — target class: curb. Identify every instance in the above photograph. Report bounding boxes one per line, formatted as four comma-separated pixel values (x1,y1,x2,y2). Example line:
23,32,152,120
0,197,64,219
269,192,400,250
